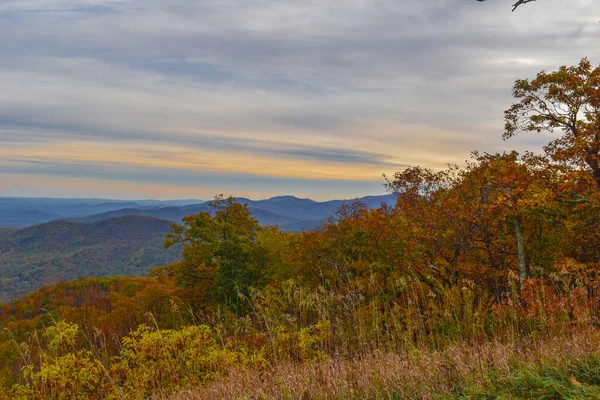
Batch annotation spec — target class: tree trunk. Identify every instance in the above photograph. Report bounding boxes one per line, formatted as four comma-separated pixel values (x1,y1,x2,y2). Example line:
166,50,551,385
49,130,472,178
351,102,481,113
592,165,600,192
584,150,600,191
513,217,527,290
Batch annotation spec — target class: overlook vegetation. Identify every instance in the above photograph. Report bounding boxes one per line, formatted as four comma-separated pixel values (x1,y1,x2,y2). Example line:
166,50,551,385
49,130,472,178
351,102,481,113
0,58,599,399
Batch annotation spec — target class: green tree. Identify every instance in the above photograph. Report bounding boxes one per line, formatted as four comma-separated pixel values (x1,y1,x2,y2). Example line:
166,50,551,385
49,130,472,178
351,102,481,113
164,195,262,310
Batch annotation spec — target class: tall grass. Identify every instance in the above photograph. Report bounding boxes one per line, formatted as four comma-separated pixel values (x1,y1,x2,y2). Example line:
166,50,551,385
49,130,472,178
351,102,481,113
171,328,600,400
5,275,600,399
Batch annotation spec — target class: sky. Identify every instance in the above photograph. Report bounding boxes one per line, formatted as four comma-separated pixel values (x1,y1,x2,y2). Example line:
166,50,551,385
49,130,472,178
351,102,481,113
0,0,598,200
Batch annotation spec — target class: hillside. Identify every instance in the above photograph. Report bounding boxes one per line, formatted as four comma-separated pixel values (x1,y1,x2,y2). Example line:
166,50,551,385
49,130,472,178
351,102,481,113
0,216,180,302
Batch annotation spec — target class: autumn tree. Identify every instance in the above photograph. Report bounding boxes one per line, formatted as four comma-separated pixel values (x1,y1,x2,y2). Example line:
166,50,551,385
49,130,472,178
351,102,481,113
465,152,565,289
296,201,412,296
385,166,467,287
387,163,509,290
299,201,375,289
386,153,562,292
504,58,600,191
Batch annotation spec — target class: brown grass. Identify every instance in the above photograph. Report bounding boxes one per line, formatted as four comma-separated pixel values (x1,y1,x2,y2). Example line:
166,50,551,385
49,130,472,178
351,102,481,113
169,328,600,400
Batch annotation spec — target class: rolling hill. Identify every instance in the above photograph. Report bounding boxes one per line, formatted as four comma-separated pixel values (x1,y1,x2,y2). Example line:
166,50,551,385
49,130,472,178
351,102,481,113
0,216,181,302
77,194,398,231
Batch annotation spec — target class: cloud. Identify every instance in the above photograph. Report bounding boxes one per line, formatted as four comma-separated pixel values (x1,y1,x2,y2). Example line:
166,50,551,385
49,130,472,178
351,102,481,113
0,0,598,198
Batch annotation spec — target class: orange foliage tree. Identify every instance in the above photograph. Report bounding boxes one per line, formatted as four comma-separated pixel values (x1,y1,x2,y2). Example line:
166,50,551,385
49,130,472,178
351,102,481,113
505,58,600,191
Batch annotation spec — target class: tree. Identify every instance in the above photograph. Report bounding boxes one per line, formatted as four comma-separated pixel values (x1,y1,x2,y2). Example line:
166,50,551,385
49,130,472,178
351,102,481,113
463,152,562,289
164,195,263,310
386,153,561,292
385,165,470,287
504,58,600,191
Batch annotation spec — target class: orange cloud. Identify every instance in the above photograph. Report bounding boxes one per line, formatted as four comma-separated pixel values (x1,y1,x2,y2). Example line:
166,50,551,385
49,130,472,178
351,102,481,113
1,140,389,181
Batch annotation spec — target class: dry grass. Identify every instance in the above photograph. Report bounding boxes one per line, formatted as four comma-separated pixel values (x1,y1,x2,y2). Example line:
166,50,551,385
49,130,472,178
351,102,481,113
8,278,600,399
169,328,600,400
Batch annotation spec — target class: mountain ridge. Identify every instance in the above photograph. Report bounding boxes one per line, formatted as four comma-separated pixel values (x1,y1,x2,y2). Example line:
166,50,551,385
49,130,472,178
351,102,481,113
0,194,396,229
75,194,397,231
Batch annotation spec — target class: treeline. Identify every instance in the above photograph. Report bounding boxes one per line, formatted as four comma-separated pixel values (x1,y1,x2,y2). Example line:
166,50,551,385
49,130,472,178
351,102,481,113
1,58,599,399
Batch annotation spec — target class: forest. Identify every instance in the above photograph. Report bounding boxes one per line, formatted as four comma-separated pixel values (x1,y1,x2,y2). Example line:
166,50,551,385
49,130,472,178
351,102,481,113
0,216,181,302
0,58,599,399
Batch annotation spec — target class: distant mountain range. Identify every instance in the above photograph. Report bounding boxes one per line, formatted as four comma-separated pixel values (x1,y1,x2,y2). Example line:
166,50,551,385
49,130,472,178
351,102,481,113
0,197,201,228
0,194,397,232
76,194,397,231
0,216,180,302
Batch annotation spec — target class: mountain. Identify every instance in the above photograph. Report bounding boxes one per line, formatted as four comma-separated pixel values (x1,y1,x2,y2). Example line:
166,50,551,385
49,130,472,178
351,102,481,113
78,203,300,228
77,194,398,231
0,216,181,302
0,198,204,228
0,194,397,230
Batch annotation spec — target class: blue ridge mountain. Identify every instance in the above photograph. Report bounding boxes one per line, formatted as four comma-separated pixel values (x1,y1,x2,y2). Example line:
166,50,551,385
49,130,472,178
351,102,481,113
0,198,202,227
74,194,397,231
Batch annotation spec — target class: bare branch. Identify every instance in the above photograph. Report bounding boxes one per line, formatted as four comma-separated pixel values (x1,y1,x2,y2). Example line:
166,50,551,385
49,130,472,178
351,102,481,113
475,0,537,12
512,0,536,12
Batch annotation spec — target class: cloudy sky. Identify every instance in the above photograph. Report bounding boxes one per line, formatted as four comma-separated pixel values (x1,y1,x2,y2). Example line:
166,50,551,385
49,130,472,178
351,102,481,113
0,0,598,200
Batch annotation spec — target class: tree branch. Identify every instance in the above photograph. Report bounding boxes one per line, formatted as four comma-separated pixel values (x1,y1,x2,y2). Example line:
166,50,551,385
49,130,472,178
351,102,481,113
512,0,536,12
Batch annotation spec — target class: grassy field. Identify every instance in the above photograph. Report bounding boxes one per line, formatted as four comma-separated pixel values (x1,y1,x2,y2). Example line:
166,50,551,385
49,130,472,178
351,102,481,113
173,330,600,399
5,276,600,399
